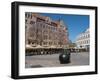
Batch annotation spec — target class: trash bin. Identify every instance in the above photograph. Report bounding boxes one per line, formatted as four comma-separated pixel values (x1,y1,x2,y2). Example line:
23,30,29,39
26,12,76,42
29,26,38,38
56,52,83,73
59,49,71,64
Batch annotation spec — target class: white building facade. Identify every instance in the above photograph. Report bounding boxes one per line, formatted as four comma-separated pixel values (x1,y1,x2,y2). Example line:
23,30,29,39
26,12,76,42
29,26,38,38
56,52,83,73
76,28,90,50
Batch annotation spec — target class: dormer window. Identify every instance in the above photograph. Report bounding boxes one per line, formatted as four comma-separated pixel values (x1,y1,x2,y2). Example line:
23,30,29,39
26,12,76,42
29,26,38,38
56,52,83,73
30,21,35,25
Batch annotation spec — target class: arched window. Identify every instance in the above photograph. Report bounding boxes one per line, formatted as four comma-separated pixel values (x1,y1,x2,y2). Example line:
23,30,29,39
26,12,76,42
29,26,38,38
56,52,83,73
30,21,35,25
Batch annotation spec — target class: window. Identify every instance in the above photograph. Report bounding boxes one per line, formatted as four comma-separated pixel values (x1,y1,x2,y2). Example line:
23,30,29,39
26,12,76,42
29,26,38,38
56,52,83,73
25,19,27,23
25,26,27,29
44,35,48,40
88,34,90,37
28,13,30,18
30,21,35,24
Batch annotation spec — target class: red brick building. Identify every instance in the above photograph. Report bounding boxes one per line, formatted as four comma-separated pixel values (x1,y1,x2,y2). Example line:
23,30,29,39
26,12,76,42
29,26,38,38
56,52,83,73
25,12,69,54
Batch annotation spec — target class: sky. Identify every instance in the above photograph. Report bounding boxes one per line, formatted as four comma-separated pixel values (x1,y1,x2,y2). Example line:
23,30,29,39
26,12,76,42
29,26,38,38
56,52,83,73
40,13,89,42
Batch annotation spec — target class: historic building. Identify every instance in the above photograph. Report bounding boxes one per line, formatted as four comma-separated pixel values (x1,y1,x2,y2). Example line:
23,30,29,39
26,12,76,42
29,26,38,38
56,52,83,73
25,12,69,54
75,28,90,50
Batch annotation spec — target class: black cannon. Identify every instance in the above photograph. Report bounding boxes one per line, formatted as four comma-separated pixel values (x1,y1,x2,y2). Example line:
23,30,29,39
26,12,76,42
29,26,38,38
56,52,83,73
59,49,71,64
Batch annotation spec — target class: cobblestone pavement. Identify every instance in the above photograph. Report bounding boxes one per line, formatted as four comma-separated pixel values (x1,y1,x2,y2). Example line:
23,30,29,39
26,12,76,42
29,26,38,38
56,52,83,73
25,52,89,68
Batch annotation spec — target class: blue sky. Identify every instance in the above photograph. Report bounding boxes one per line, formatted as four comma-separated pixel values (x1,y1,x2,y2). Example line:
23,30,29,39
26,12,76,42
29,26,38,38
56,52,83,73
40,13,89,42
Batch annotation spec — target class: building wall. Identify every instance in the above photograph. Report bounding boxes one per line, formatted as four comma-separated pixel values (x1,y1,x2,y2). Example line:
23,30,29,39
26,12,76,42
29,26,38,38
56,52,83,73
25,12,69,48
76,28,90,49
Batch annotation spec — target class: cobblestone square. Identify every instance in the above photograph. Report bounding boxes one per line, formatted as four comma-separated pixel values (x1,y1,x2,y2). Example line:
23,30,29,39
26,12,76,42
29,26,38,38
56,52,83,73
25,52,89,68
